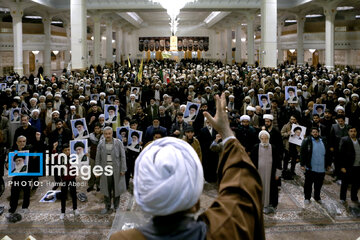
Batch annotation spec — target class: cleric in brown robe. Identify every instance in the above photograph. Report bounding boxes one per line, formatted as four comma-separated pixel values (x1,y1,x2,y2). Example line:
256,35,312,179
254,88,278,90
110,93,265,240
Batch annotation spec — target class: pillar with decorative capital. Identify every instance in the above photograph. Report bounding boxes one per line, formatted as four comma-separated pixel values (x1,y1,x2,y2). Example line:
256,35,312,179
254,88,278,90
93,14,101,66
116,28,123,63
324,6,337,70
260,0,277,68
43,16,51,77
71,0,87,70
235,25,242,63
11,8,24,76
297,14,305,66
226,28,233,65
105,19,113,65
246,14,255,65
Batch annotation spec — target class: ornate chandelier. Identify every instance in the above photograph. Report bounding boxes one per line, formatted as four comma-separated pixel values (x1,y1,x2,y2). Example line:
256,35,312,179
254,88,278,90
150,0,196,35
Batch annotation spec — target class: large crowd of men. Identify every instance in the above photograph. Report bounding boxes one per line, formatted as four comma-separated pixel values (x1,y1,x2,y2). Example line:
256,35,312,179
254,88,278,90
0,59,359,220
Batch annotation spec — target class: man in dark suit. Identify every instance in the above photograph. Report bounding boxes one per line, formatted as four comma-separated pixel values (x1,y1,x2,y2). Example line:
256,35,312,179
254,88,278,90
144,118,167,144
13,115,37,148
198,119,218,182
339,126,360,204
145,98,159,121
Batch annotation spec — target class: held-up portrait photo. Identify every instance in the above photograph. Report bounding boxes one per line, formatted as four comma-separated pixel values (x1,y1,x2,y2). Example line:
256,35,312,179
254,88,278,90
258,94,271,110
105,104,118,123
128,129,142,153
71,118,89,139
285,86,298,103
289,124,306,146
70,139,89,166
183,102,201,123
9,151,29,175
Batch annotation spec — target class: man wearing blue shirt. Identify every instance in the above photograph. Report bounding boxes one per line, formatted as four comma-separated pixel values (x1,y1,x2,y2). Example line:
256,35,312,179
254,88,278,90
300,127,330,205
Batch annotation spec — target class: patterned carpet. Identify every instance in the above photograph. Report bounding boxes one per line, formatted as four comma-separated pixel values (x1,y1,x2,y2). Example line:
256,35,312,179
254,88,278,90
1,164,359,240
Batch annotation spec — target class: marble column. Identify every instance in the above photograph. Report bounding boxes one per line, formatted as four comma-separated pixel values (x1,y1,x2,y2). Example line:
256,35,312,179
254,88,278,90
43,16,51,77
260,0,277,68
105,19,113,65
93,14,101,66
10,8,24,76
277,20,284,64
116,28,123,63
226,28,233,65
324,6,337,70
235,25,242,63
70,0,87,70
63,24,71,68
23,50,29,76
297,14,305,65
246,14,255,65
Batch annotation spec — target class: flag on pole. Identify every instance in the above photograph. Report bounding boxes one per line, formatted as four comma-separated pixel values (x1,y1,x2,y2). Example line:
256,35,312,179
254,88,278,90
40,74,44,81
127,55,131,68
137,58,143,83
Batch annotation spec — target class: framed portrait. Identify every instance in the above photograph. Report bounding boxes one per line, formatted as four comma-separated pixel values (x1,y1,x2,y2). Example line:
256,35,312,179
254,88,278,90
90,94,100,102
9,150,29,175
289,124,306,146
188,39,193,51
149,39,155,51
70,139,89,165
285,86,298,103
139,38,144,52
71,118,89,139
183,102,201,123
182,38,188,51
165,39,170,51
116,126,130,145
40,190,61,203
104,104,118,123
155,39,160,51
160,39,165,51
107,95,116,104
94,76,100,84
128,129,142,152
177,38,183,51
130,87,140,100
10,108,22,123
144,39,149,51
193,38,199,51
258,94,271,110
0,83,7,91
17,84,27,95
313,104,326,118
199,39,204,51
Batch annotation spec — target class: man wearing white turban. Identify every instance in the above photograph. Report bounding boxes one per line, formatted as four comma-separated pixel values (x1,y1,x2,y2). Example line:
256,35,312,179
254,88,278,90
110,93,265,240
251,130,282,214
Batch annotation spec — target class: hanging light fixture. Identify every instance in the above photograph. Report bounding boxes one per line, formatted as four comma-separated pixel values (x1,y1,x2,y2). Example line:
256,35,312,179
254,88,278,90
309,49,316,54
289,49,296,54
32,50,40,55
52,50,59,55
149,0,196,35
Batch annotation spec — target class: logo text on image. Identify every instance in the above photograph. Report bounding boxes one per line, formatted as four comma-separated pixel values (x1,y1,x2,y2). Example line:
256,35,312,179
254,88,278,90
8,151,43,177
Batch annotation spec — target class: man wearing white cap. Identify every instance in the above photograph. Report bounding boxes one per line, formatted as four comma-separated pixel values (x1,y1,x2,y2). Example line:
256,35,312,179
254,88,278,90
251,130,282,214
236,115,257,155
126,94,140,118
110,93,264,240
246,105,259,129
263,114,284,165
29,109,44,133
241,96,252,115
